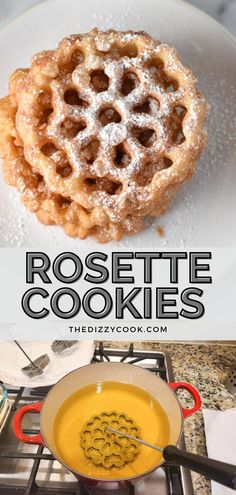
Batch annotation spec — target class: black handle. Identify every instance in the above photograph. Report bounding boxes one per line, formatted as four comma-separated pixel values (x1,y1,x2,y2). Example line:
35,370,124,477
163,445,236,490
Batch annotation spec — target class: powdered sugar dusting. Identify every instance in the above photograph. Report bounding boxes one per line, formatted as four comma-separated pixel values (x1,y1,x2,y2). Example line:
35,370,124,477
13,29,206,230
0,191,27,247
101,122,127,145
1,22,234,246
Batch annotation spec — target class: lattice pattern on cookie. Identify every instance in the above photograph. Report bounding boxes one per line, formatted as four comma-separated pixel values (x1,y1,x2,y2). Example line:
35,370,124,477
0,29,207,242
0,94,142,241
80,411,140,468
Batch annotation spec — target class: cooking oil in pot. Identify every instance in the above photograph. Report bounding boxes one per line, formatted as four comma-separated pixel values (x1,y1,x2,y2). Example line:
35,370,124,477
53,381,169,480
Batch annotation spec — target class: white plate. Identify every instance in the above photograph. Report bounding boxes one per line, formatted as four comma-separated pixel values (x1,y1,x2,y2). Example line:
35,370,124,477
0,0,235,248
0,341,94,387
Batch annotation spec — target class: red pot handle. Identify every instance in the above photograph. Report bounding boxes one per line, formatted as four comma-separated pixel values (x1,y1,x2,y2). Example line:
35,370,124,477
169,382,202,418
13,402,44,445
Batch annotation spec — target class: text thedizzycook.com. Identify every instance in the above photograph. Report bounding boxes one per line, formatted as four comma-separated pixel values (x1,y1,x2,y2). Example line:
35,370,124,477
21,251,212,320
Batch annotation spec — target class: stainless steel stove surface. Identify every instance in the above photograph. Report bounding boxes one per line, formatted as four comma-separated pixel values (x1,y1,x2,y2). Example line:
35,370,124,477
0,344,194,495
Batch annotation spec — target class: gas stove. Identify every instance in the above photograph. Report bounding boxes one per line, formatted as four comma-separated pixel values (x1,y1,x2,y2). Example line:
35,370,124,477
0,343,194,495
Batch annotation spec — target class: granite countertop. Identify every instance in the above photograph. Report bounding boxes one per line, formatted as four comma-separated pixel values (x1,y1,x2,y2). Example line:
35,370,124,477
103,342,236,495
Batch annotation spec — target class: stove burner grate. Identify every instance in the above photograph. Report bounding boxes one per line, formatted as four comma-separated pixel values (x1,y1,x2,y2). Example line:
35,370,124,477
0,343,193,495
